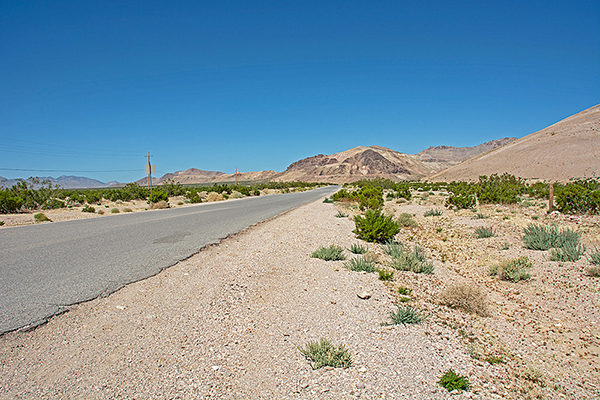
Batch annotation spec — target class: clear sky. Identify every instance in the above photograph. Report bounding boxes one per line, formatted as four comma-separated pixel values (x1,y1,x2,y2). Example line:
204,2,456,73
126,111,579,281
1,0,599,183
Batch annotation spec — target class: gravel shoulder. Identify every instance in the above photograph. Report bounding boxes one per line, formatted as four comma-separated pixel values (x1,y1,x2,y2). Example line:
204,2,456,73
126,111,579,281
2,198,488,399
1,193,598,399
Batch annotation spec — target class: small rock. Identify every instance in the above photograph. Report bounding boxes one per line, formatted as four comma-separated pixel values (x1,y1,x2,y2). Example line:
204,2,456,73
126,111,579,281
357,291,371,300
356,382,366,389
357,367,367,373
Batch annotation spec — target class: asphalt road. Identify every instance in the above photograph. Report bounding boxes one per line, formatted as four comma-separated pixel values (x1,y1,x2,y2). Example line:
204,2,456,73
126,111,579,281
0,186,339,334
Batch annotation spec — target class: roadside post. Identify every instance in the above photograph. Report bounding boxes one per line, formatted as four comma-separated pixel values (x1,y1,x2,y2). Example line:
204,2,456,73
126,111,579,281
145,152,156,201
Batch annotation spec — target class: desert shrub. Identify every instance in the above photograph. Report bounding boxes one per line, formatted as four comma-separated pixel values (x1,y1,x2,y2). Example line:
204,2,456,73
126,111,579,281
439,283,487,316
97,209,105,215
475,173,525,204
485,356,504,364
474,213,488,219
186,189,202,203
122,207,133,213
382,305,425,325
446,192,476,209
493,257,532,282
586,266,600,277
397,286,413,296
0,190,25,213
322,197,334,203
344,256,376,272
588,246,600,265
349,243,368,254
110,208,120,214
549,242,586,262
34,212,51,222
229,190,244,199
150,200,169,210
522,223,581,251
438,369,471,392
397,213,418,227
81,205,95,213
389,245,434,274
527,182,549,199
335,211,348,218
161,179,185,196
148,190,168,203
383,241,405,259
353,209,400,243
42,198,65,210
378,268,394,281
474,226,495,238
311,245,346,261
206,192,224,202
84,190,102,205
0,221,4,226
555,178,600,214
424,209,443,217
299,338,352,370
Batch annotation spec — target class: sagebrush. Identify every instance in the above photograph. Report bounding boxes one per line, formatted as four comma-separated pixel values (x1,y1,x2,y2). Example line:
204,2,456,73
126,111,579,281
299,338,352,369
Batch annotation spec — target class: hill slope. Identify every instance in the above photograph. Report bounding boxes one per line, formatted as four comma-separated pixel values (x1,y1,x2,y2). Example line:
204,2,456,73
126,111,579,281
429,104,600,182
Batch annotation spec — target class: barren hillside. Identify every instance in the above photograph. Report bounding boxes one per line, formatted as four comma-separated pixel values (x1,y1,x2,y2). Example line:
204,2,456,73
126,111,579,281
429,104,600,182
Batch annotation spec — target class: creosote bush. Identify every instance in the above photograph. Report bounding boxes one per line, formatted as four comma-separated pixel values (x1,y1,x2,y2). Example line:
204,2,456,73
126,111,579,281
382,305,425,325
397,213,418,227
81,205,95,213
311,245,346,261
439,283,488,316
150,200,169,210
353,209,400,243
299,338,352,370
344,256,376,272
438,369,472,392
110,208,120,214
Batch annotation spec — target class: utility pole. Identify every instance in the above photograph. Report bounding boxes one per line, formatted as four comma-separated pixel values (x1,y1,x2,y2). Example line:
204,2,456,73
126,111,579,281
145,152,155,202
235,167,238,185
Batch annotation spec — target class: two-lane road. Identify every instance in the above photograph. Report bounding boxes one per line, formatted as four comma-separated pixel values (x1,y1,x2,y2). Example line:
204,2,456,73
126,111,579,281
0,186,339,333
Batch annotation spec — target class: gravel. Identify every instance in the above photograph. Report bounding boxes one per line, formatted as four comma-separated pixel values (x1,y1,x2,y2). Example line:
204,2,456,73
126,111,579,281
0,198,498,399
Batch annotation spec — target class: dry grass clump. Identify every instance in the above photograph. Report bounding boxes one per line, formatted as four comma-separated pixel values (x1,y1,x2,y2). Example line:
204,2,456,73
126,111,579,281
150,200,169,210
439,283,488,316
206,192,224,202
229,190,244,199
490,256,532,282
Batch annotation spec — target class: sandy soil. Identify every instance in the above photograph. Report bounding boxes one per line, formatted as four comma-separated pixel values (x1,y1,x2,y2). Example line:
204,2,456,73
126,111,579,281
1,191,599,399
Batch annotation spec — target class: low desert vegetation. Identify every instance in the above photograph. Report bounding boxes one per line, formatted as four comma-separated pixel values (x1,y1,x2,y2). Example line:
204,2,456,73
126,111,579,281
387,243,434,274
353,209,400,243
438,369,472,392
150,200,169,210
397,212,418,227
311,245,346,261
299,338,352,370
344,256,376,273
424,208,443,217
490,256,532,282
439,283,488,316
348,243,368,254
382,304,426,326
110,208,120,214
377,268,395,281
334,211,348,218
81,205,95,213
33,212,51,222
474,226,495,238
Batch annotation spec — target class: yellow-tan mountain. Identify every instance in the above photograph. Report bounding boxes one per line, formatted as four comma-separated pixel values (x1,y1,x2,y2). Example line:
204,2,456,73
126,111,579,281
429,104,600,182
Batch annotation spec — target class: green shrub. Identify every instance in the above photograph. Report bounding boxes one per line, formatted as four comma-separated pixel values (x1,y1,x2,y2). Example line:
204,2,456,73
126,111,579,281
397,213,417,227
323,197,334,203
353,209,400,243
0,190,24,213
110,208,120,214
587,266,600,277
397,286,413,296
0,220,4,226
475,173,525,205
382,305,425,325
446,193,476,209
493,257,532,282
34,212,51,222
122,207,133,213
349,243,368,254
474,226,495,238
335,211,348,218
438,369,471,392
81,205,95,213
383,241,405,259
378,268,394,281
299,338,352,370
311,245,346,261
550,242,586,262
424,209,443,217
389,245,434,274
555,179,600,214
148,189,169,203
474,213,488,219
485,356,504,364
344,256,376,272
522,223,581,251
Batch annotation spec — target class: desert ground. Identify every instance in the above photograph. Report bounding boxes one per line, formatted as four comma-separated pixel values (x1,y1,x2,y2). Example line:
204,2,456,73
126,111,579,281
1,190,599,399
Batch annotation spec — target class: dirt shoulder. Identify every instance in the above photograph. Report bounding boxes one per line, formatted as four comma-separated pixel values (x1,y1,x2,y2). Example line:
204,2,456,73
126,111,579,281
1,193,598,399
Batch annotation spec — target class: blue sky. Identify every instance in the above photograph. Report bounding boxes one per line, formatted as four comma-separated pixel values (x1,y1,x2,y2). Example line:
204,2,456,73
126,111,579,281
1,0,599,183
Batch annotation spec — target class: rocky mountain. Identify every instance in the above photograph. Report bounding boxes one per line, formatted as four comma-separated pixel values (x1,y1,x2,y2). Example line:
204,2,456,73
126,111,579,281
134,168,279,186
0,175,115,189
429,104,600,182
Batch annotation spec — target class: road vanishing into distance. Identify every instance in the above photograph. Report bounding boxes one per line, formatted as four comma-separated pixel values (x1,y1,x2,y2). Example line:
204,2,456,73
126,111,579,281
0,186,339,334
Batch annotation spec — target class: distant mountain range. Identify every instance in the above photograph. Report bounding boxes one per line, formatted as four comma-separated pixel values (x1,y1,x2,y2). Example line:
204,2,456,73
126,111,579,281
0,175,120,189
3,104,598,188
